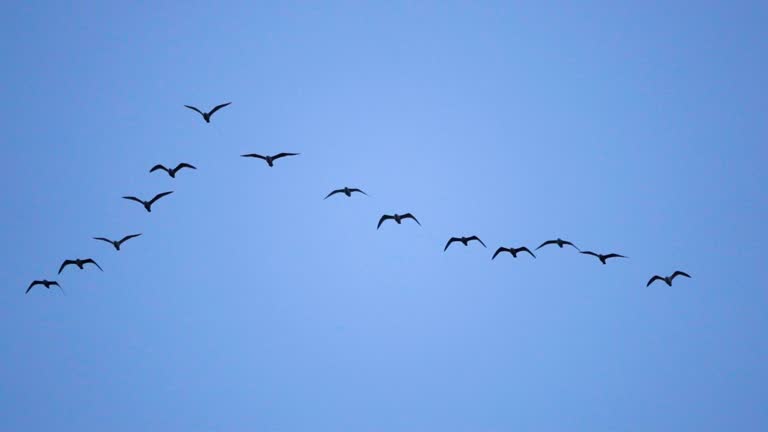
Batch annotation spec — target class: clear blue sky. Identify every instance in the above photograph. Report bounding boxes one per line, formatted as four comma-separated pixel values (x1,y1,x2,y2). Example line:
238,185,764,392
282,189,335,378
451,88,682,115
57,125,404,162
1,1,766,430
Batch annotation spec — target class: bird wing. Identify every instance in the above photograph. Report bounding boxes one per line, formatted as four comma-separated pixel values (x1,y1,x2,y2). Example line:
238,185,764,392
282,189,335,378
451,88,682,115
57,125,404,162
26,280,43,294
175,163,196,171
51,282,65,295
444,238,459,251
563,240,581,251
58,260,75,274
184,105,204,116
377,215,394,229
324,189,342,199
272,152,300,160
149,164,167,173
536,240,556,250
149,191,174,205
118,233,142,244
401,213,421,225
580,251,599,258
122,196,145,205
604,253,627,260
518,247,536,258
671,271,691,280
241,153,267,160
492,247,509,259
349,188,368,196
82,258,103,271
646,275,663,287
467,236,486,247
208,102,231,116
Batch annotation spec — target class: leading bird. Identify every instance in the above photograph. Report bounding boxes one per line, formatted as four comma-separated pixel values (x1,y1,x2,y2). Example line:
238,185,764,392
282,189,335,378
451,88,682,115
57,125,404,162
647,271,691,287
184,102,231,123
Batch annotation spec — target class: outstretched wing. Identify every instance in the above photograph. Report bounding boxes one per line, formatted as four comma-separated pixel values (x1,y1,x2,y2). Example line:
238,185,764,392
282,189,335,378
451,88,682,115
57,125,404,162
580,251,600,258
241,153,267,160
468,236,486,248
604,253,627,260
150,164,168,173
324,189,343,199
671,271,691,281
51,282,65,295
149,191,174,205
349,188,368,196
175,163,196,171
208,102,231,116
401,213,421,226
518,247,536,258
58,260,75,274
492,247,509,260
536,240,556,250
82,258,103,271
562,240,581,251
26,280,43,294
93,237,114,245
377,215,394,229
122,196,145,205
272,152,300,160
118,233,142,245
444,238,459,251
646,275,664,287
184,105,204,116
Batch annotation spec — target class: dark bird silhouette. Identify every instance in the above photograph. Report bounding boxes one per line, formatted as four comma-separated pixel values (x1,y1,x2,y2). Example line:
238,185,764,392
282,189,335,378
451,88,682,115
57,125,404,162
26,280,63,294
377,213,421,229
184,102,231,123
647,271,691,287
444,236,487,251
93,233,142,251
122,191,174,212
580,251,627,264
324,187,368,199
150,163,196,178
536,238,580,251
58,258,103,274
241,152,300,167
492,246,536,259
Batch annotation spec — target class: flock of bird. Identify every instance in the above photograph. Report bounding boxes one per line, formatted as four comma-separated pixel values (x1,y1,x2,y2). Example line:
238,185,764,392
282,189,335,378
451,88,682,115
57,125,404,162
26,102,691,295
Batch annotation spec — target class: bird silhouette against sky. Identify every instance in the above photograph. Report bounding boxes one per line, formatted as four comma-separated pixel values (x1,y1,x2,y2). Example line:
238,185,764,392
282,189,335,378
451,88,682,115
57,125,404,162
444,236,487,251
324,187,368,199
377,213,421,229
93,234,142,251
580,251,627,264
184,102,231,123
26,280,63,295
58,258,103,274
536,238,580,251
647,271,691,286
150,163,196,178
241,152,300,167
122,191,174,212
492,246,536,259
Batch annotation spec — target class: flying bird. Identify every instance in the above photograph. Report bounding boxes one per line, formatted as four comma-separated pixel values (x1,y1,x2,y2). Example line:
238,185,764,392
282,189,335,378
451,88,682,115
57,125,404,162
492,246,536,259
58,258,103,274
324,187,368,199
444,236,487,251
26,280,63,294
646,271,691,287
241,152,300,167
580,251,627,264
150,163,196,178
377,213,421,229
93,233,142,251
184,102,231,123
536,238,580,251
122,191,174,212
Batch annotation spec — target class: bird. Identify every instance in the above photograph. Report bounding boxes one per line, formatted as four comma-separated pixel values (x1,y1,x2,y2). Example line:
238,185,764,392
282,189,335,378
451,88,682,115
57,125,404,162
122,191,174,212
536,238,580,251
241,152,300,167
324,187,368,199
377,213,421,229
444,236,487,251
184,102,231,123
26,280,63,294
492,246,536,259
646,271,691,287
93,233,142,251
58,258,103,274
150,163,196,178
580,251,627,264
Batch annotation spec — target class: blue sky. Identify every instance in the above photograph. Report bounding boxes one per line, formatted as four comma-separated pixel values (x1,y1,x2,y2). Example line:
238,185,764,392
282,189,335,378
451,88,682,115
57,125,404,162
1,1,766,430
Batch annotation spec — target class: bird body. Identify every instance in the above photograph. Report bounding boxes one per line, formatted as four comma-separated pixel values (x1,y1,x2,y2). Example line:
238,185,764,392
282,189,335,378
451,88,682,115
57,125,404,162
325,187,368,199
93,233,142,251
377,213,421,229
184,102,231,123
26,280,63,294
150,163,196,178
492,246,536,259
536,238,579,251
59,258,103,274
647,271,691,286
122,191,174,212
241,152,300,167
580,251,627,264
444,236,487,251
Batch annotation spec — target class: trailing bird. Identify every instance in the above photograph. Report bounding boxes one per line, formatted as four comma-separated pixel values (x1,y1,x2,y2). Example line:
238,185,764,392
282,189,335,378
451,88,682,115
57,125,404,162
150,163,196,178
59,258,102,274
324,187,368,199
184,102,231,123
492,246,536,259
377,213,421,229
647,271,691,287
122,191,174,212
241,152,300,167
444,236,487,251
580,251,627,264
26,280,63,294
93,234,142,251
536,238,580,251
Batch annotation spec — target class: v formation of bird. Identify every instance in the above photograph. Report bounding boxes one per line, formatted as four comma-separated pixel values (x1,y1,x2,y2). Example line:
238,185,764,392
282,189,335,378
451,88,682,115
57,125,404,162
25,101,691,294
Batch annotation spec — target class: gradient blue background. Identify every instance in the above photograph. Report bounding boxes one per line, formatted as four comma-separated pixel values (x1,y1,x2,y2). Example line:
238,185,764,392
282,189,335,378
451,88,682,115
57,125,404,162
2,1,767,430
